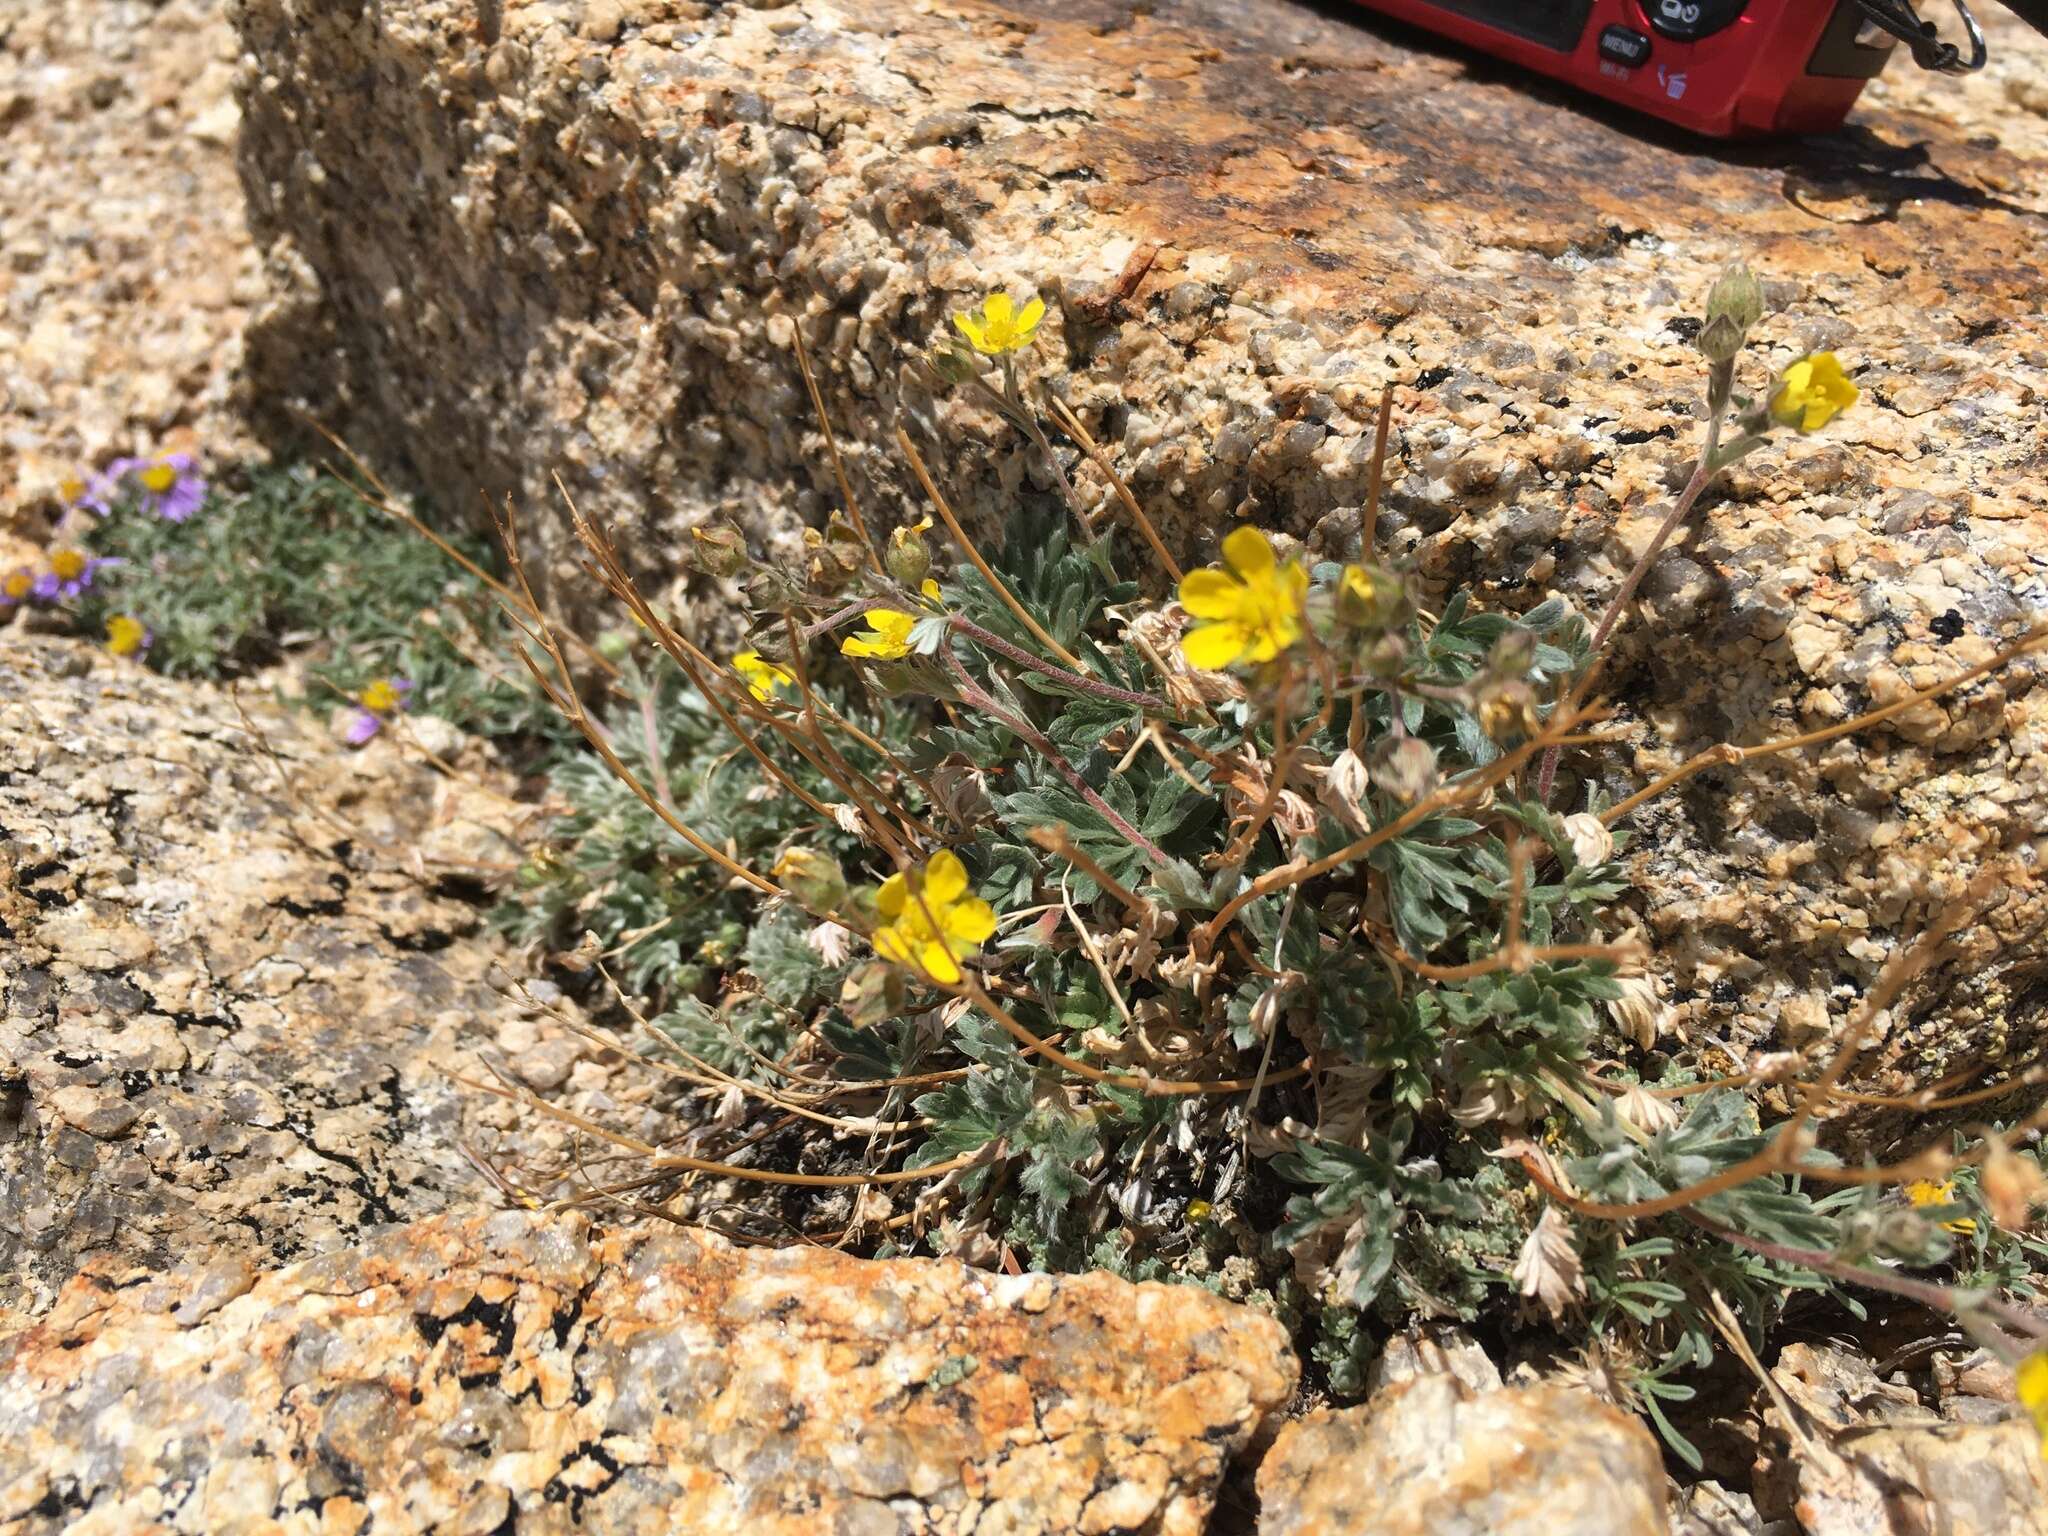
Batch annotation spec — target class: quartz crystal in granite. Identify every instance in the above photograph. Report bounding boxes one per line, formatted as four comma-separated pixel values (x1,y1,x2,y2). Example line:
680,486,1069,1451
228,0,2048,1103
0,1207,1298,1535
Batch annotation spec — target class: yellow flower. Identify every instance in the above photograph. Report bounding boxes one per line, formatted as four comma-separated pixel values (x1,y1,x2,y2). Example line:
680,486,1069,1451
2,570,32,603
1178,526,1307,670
1906,1177,1976,1235
953,292,1046,357
1769,352,1858,433
733,649,795,702
59,474,86,505
138,462,179,495
360,677,404,714
2018,1352,2048,1460
872,849,997,985
105,614,148,657
49,548,89,582
841,579,942,662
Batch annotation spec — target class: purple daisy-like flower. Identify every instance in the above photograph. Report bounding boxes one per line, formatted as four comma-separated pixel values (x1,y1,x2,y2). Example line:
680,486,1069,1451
341,676,414,748
30,571,60,602
46,548,111,599
131,454,207,522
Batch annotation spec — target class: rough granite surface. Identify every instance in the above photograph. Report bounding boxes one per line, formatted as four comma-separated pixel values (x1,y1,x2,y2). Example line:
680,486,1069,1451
227,0,2048,1102
0,635,650,1323
0,1206,1298,1535
0,1,258,518
1254,1373,1669,1536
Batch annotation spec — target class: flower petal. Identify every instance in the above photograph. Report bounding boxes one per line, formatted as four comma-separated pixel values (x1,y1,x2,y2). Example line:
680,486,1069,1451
944,896,997,946
954,314,989,351
876,872,909,919
1016,296,1045,336
917,939,963,985
984,292,1014,328
1178,568,1243,620
1221,525,1276,577
1182,621,1249,671
924,850,968,903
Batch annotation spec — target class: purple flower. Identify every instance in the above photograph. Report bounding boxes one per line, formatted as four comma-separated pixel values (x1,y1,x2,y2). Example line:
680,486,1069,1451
131,454,207,522
341,676,413,747
84,454,208,521
30,571,59,602
45,548,110,599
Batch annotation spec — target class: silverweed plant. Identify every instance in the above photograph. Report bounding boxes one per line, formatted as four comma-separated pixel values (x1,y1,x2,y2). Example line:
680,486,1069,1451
469,273,2048,1462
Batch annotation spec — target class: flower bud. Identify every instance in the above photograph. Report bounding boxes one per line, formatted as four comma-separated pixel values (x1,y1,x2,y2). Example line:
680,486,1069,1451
886,517,933,589
927,340,979,386
690,522,748,578
1477,678,1540,742
1335,563,1408,632
1486,628,1537,680
774,848,848,912
1698,262,1763,361
1560,812,1614,868
1370,736,1438,802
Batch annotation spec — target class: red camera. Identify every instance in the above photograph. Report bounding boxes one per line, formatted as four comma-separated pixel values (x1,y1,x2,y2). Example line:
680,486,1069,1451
1348,1,1900,137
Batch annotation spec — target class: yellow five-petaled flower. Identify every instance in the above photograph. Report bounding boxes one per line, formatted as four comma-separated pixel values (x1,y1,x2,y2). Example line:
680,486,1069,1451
1906,1177,1977,1235
1770,352,1858,433
733,649,796,702
872,850,998,986
841,579,943,662
1178,526,1307,670
954,292,1046,357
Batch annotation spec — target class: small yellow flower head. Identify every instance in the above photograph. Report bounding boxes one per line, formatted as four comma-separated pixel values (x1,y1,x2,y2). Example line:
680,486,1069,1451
953,291,1046,357
733,649,796,702
360,677,404,714
1906,1177,1976,1235
138,462,178,495
2018,1352,2048,1461
1178,526,1308,670
841,580,942,662
1769,352,1858,433
1,569,32,604
59,474,87,506
49,548,89,582
872,849,998,985
105,614,149,658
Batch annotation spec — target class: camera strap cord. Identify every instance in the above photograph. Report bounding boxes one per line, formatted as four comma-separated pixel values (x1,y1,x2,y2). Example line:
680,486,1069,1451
1854,0,1988,71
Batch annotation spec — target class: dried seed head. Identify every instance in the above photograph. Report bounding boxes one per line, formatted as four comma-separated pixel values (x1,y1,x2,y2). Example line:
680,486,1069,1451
1982,1140,2047,1231
1614,1083,1678,1134
1607,972,1671,1051
689,521,748,578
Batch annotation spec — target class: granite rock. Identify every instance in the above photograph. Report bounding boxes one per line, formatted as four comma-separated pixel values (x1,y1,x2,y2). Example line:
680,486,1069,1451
1758,1341,2048,1536
0,1206,1297,1534
228,0,2048,1098
1254,1373,1668,1536
0,1,259,516
0,636,641,1322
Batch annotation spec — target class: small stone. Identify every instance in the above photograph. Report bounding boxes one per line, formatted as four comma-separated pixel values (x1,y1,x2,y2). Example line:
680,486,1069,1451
1256,1376,1668,1536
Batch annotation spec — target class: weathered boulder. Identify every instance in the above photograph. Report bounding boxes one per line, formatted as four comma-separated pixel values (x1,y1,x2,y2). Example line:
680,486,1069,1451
228,0,2048,1096
0,1206,1297,1534
1255,1373,1668,1536
0,635,632,1321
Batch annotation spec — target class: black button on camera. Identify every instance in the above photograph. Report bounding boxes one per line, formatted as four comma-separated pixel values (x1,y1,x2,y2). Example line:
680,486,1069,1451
1598,25,1653,66
1641,0,1747,41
